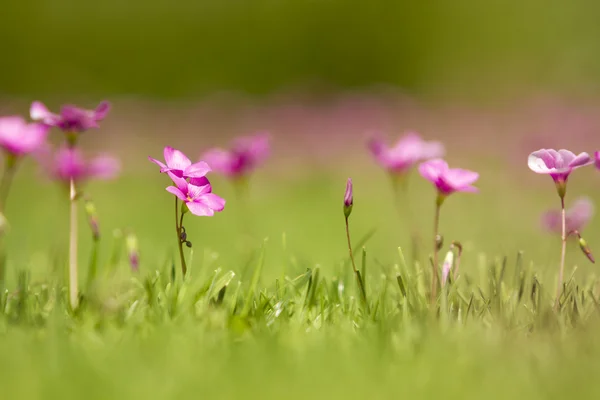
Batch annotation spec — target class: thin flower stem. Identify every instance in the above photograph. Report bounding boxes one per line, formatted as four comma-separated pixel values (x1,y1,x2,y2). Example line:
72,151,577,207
555,196,567,311
0,161,17,212
175,197,187,277
68,178,79,310
431,199,441,306
345,216,369,313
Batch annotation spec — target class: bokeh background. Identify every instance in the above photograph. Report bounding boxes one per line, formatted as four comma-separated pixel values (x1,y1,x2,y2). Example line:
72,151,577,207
1,0,600,283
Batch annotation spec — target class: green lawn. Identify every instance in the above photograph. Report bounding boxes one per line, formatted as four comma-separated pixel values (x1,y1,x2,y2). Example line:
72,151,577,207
0,139,599,399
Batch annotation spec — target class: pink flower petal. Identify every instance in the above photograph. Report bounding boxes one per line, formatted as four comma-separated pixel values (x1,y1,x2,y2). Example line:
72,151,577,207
166,186,187,201
167,172,188,194
186,201,214,216
568,152,592,168
444,168,479,188
148,156,167,170
94,101,111,120
418,159,448,182
163,147,191,171
199,193,226,211
184,161,211,178
30,101,59,124
88,155,120,180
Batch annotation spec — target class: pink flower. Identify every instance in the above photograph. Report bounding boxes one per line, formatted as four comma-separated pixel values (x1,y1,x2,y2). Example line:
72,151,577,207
201,132,270,178
41,146,120,184
30,101,110,133
595,151,600,169
418,159,479,196
0,116,49,157
149,146,211,180
344,177,353,218
368,131,444,174
528,149,592,183
541,196,594,235
166,173,225,216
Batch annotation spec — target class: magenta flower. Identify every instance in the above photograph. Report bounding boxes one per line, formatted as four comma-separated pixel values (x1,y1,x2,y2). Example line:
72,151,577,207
0,116,49,157
368,131,444,174
30,101,110,133
528,149,592,184
166,173,225,216
41,146,120,184
201,132,270,178
149,146,211,180
595,151,600,169
418,159,479,197
541,196,594,236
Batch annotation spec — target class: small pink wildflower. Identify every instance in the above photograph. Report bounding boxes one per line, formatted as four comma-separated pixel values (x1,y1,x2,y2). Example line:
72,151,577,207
541,196,594,236
30,101,110,133
201,132,270,179
0,116,49,157
368,131,444,174
418,159,479,197
41,146,120,185
528,149,592,197
166,172,225,217
344,178,353,218
149,146,211,180
594,151,600,170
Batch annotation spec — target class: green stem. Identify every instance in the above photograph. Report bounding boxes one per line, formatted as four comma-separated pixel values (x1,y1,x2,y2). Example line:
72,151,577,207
175,197,187,277
345,216,369,313
555,196,566,311
68,179,79,310
431,198,441,307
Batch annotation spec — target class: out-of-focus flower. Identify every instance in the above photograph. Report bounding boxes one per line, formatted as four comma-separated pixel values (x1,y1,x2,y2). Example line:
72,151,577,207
441,249,454,287
149,146,211,180
126,231,140,272
594,151,600,170
201,132,270,178
343,178,353,218
541,196,594,236
166,172,225,217
418,159,479,198
368,131,444,174
30,101,111,133
40,146,120,185
0,116,49,157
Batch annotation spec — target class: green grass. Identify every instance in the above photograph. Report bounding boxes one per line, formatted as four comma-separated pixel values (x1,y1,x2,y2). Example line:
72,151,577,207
1,153,600,399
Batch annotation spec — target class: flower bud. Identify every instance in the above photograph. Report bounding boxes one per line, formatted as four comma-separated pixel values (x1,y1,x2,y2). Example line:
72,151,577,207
435,234,444,251
441,249,454,287
343,178,353,218
125,232,139,272
579,236,595,264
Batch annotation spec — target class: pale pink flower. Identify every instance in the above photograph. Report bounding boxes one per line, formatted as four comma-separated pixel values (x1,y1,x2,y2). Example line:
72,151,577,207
418,159,479,196
30,101,110,133
0,116,49,157
201,132,270,178
541,196,594,235
368,131,444,174
40,146,120,184
528,149,592,183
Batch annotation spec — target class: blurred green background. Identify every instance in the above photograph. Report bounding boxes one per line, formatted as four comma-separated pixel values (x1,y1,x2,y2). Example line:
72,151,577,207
2,0,600,100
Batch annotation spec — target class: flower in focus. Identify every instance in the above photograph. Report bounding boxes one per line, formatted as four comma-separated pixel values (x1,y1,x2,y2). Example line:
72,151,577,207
30,101,111,133
201,132,270,179
166,173,225,216
149,146,211,180
528,149,592,197
344,177,353,218
418,159,479,200
0,116,49,158
368,131,444,174
541,196,594,236
40,146,120,185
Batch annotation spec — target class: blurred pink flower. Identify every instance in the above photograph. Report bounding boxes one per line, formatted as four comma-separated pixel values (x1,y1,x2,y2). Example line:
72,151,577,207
368,131,444,174
201,132,270,178
0,116,49,157
149,146,211,180
30,101,110,133
166,172,225,216
595,151,600,169
418,159,479,196
41,146,120,184
541,196,594,235
528,149,592,183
